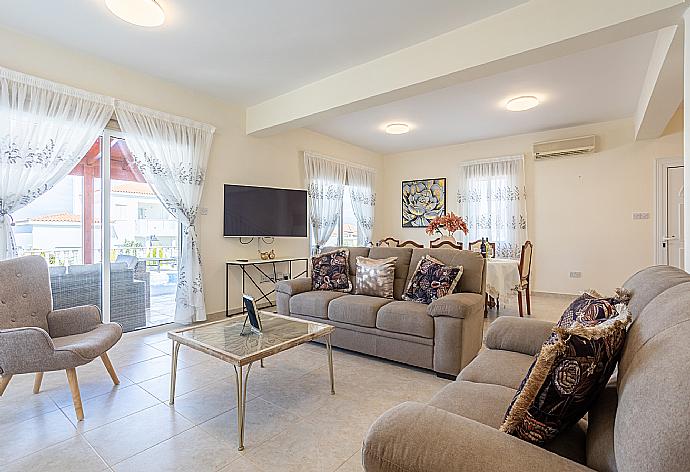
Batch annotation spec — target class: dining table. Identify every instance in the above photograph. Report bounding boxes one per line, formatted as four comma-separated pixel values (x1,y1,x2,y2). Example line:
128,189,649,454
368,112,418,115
485,257,521,302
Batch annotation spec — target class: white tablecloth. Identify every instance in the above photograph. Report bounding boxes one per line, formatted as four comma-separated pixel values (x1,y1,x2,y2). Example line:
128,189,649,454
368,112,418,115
486,258,520,299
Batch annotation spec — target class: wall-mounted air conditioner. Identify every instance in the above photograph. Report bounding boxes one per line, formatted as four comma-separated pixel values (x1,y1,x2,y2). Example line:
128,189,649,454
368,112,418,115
533,135,597,160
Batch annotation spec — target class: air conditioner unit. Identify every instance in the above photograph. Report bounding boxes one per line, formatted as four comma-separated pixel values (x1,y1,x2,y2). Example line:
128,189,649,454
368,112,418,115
533,135,597,160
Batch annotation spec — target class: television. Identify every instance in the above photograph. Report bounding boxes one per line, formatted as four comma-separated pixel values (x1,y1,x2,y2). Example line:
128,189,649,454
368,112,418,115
223,184,307,237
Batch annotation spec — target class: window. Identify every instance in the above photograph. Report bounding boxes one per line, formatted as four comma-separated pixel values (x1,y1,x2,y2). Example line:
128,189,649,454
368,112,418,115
323,186,359,247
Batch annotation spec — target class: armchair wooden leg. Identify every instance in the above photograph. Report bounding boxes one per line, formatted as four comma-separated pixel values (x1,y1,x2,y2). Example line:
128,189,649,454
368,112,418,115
526,286,532,316
517,291,524,317
100,352,120,386
33,372,44,394
0,374,12,396
66,368,84,421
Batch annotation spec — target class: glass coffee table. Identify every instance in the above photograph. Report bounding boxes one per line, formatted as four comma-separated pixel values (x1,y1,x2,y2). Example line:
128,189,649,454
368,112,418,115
167,311,335,450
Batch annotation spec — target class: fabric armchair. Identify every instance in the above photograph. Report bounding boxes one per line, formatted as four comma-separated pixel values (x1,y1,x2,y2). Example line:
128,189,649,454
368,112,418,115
0,256,123,421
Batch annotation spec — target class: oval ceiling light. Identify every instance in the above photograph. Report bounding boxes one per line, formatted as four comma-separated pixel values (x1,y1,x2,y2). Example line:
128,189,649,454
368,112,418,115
506,95,539,112
105,0,165,27
385,123,410,135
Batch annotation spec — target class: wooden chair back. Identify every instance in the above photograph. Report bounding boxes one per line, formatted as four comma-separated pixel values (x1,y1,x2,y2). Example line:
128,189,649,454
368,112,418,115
398,240,424,248
429,238,463,250
468,240,496,258
376,238,400,247
519,240,533,283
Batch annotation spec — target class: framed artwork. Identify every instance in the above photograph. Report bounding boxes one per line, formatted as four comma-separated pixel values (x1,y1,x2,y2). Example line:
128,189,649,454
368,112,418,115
401,178,446,227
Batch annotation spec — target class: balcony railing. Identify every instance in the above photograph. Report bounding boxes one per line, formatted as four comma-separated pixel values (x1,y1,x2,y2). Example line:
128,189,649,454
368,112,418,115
22,246,178,268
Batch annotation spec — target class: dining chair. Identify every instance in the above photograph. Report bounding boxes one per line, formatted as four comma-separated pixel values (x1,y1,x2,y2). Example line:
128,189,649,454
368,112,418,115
376,237,400,247
468,239,496,258
398,240,424,248
0,256,123,420
517,241,533,317
429,238,463,250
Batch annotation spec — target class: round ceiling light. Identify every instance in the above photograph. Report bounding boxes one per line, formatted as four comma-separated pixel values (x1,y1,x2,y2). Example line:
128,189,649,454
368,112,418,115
506,95,539,112
385,123,410,135
105,0,165,27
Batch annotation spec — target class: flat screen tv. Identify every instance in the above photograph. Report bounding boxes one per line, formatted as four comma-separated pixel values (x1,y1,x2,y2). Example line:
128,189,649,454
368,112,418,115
223,184,307,237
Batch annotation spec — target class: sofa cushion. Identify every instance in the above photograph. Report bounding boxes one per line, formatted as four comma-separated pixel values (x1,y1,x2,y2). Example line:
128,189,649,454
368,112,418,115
311,248,352,292
622,265,690,319
328,295,391,328
53,323,123,360
354,256,396,299
368,247,413,300
430,380,587,465
407,248,485,294
402,255,463,304
376,301,433,339
459,349,535,390
289,291,346,319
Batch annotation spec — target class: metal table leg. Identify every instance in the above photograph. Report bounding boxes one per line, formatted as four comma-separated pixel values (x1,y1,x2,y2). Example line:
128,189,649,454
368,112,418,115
233,363,253,451
169,341,181,404
326,334,335,395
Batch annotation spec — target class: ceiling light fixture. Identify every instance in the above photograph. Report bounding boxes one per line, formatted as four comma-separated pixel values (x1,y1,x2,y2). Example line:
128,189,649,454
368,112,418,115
505,95,539,112
105,0,165,27
385,123,410,135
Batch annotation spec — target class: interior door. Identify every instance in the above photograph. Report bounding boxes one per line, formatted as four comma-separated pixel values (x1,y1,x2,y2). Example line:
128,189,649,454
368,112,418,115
665,166,685,270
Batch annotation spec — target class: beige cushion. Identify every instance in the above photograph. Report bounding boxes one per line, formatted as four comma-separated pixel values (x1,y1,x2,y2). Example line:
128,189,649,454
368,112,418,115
622,265,690,319
289,291,346,319
376,301,433,339
427,292,484,319
0,255,52,331
368,247,413,300
459,349,535,390
52,323,122,360
407,249,485,294
328,295,392,327
354,256,396,299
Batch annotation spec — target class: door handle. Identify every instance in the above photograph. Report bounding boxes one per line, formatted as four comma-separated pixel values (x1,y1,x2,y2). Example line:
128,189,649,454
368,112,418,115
662,236,677,241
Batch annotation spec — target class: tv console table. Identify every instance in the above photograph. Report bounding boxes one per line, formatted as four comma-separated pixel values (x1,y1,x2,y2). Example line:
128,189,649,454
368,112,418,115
225,257,309,317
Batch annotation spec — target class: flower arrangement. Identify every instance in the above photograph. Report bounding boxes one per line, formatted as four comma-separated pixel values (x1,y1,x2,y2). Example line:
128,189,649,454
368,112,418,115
425,212,469,238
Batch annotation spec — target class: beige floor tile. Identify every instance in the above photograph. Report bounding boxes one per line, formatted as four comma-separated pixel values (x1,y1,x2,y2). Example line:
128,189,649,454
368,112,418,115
1,436,108,472
0,409,77,466
0,384,59,427
218,456,263,472
112,426,240,472
61,384,160,431
172,379,251,425
83,403,195,466
336,451,364,472
107,342,169,367
119,354,191,384
199,397,299,449
139,361,233,402
42,367,134,408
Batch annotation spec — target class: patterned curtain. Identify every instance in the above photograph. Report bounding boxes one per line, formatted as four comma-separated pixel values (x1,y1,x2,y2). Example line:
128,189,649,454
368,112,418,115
115,101,215,324
304,152,346,253
457,155,528,259
0,67,114,260
347,166,376,246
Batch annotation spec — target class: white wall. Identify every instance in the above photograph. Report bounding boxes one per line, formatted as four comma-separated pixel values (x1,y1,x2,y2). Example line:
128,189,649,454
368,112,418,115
0,26,383,316
379,114,683,294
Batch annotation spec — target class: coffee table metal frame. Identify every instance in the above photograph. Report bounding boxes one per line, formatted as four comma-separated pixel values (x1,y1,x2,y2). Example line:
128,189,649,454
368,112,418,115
167,312,335,451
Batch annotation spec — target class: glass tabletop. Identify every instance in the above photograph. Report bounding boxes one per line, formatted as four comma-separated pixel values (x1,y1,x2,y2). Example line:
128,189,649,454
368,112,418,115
168,312,333,365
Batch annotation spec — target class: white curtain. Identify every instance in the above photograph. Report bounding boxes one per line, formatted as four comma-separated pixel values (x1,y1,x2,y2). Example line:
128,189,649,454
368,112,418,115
457,155,528,259
0,67,114,260
347,166,376,246
304,152,346,252
115,102,215,324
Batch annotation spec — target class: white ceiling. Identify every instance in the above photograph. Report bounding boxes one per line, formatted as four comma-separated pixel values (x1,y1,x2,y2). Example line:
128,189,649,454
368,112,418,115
0,0,525,105
309,32,660,154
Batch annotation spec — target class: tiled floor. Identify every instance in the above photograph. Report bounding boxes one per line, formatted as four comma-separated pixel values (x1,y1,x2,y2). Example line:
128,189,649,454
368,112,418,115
0,292,572,472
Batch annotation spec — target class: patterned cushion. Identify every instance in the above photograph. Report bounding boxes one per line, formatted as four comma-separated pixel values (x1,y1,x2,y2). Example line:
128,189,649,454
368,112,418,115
402,255,463,305
500,298,631,444
354,256,397,299
311,249,352,292
556,289,632,329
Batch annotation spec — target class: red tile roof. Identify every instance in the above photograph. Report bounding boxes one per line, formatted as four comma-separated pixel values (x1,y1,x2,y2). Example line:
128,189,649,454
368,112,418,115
112,182,155,195
31,212,81,223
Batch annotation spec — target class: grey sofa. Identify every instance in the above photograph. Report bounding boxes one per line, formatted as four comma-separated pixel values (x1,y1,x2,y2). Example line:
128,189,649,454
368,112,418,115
363,265,690,472
276,247,486,377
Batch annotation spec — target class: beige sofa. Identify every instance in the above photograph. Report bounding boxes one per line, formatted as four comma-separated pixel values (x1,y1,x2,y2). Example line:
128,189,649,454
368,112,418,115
276,247,486,377
363,265,690,472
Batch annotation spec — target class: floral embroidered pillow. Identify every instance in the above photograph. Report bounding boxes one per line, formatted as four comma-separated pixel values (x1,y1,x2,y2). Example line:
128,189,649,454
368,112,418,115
311,249,352,292
402,255,463,304
500,298,631,445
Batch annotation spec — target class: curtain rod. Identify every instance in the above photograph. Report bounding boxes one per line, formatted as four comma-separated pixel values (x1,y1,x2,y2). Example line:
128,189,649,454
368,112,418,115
459,154,524,167
303,150,377,172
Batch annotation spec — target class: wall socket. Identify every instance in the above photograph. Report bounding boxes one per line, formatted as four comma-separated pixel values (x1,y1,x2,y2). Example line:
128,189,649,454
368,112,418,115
569,271,582,279
198,207,209,216
632,212,650,220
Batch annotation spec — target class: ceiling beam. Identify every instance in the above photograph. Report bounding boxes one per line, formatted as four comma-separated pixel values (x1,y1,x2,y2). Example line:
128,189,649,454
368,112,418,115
246,0,687,136
634,25,684,140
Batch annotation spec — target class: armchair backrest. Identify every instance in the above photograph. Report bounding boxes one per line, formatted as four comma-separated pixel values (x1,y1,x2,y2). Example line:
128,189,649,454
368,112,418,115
0,256,52,331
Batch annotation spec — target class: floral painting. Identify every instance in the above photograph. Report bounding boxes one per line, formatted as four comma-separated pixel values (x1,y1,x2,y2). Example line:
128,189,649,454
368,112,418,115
401,178,446,227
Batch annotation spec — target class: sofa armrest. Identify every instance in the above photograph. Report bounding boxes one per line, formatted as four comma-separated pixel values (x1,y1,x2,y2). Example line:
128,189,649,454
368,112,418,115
0,327,55,375
484,317,554,356
47,305,102,338
363,402,593,472
276,278,312,296
428,292,484,319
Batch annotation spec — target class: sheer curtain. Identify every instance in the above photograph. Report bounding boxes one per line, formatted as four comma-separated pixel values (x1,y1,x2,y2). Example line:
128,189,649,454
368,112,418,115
0,67,114,260
304,152,346,253
115,101,215,324
457,155,528,259
347,166,376,246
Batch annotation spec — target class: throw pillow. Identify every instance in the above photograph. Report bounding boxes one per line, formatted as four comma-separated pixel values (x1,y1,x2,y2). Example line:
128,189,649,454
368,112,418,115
311,248,352,292
500,299,631,444
556,288,632,329
402,255,463,304
354,256,397,299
